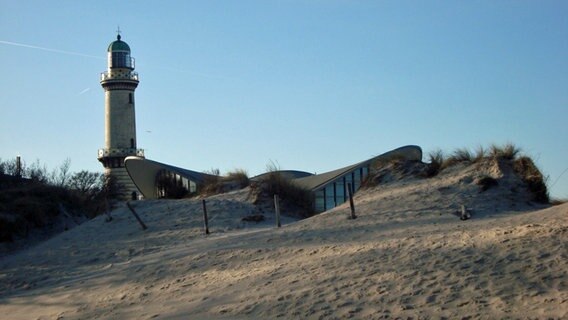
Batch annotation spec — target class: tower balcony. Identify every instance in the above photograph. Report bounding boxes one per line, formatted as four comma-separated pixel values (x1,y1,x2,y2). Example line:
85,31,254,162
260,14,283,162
100,71,139,82
98,148,145,160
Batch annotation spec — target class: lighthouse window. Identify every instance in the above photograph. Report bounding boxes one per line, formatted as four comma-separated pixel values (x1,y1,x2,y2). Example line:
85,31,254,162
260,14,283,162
111,52,131,68
129,93,133,104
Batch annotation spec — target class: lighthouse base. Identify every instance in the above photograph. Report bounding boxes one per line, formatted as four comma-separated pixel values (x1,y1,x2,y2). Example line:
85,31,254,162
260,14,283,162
105,166,141,201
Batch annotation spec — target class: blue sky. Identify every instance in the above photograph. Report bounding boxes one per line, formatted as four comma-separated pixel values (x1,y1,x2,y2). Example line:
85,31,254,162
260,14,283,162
1,1,567,198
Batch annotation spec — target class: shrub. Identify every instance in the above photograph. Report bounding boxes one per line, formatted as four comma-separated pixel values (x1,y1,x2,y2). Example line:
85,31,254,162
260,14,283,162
13,196,52,228
0,158,20,176
69,171,103,195
0,212,27,242
0,183,87,243
27,159,50,184
0,158,114,246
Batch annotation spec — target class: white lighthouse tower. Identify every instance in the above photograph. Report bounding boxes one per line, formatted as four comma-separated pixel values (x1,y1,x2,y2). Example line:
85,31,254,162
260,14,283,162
98,33,144,200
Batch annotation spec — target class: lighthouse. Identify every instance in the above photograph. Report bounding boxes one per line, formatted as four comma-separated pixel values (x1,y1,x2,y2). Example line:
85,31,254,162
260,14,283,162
98,33,144,200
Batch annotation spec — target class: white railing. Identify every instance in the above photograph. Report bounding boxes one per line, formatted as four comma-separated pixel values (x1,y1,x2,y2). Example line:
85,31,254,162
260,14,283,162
100,71,139,81
98,148,144,159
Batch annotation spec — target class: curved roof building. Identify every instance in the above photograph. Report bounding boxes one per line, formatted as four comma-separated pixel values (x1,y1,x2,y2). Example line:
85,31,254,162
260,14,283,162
125,145,422,213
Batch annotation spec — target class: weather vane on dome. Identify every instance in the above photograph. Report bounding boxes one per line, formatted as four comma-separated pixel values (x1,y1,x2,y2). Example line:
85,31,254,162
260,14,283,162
116,26,122,40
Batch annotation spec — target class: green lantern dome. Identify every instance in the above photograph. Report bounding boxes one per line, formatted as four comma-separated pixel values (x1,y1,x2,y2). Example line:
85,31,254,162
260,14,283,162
107,34,131,52
106,33,135,69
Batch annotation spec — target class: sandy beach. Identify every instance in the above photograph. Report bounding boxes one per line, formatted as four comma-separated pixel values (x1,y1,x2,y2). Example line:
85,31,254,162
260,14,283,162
1,161,566,319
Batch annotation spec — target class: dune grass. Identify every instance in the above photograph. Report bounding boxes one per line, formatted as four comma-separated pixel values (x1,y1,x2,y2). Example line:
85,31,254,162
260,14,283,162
513,156,549,203
425,149,444,177
489,143,521,160
225,169,250,189
427,143,523,174
423,143,550,203
255,162,314,217
199,168,250,197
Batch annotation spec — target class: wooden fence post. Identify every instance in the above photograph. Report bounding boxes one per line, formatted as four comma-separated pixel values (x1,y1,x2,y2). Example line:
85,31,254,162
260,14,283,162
126,202,147,230
104,198,113,222
347,183,356,219
202,199,210,235
274,194,281,228
460,205,471,220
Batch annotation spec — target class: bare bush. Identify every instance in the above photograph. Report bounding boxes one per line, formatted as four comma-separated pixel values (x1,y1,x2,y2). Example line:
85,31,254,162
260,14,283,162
0,158,20,176
51,158,72,187
0,157,119,246
69,171,104,198
27,159,49,183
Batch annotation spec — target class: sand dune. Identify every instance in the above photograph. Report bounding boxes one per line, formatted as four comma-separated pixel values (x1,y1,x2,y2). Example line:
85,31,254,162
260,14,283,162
0,161,566,319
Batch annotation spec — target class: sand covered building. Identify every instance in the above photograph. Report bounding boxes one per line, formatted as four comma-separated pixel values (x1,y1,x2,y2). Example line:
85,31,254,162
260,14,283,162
124,145,422,213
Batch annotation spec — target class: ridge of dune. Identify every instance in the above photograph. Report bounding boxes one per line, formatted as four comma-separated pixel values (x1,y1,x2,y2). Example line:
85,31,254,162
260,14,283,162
0,160,566,319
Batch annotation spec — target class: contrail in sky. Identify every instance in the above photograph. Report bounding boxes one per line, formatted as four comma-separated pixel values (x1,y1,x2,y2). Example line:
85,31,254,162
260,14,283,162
1,40,238,81
78,88,91,95
0,40,103,59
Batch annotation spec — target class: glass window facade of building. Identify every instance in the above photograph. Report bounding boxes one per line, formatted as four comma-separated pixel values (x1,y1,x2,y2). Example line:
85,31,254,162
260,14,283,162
313,165,370,213
156,169,197,199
